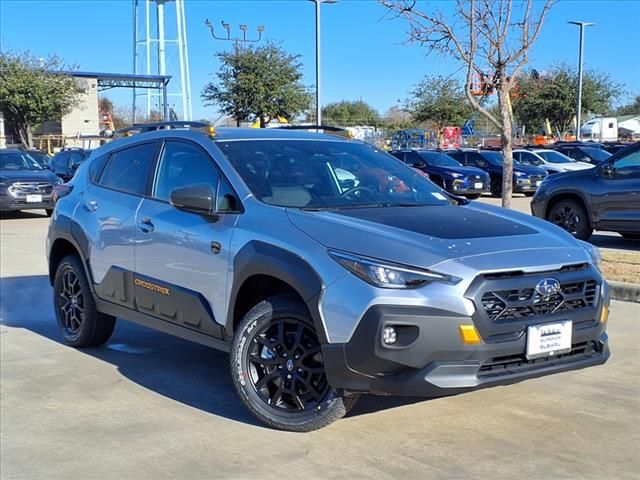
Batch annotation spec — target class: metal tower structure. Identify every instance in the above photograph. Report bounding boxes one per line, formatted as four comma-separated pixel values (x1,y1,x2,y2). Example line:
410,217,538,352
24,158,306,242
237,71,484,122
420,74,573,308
133,0,192,122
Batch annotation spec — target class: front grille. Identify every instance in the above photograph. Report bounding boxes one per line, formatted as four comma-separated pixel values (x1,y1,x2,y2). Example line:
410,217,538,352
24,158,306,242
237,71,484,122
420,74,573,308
529,175,544,184
9,182,54,196
481,280,597,321
477,341,601,378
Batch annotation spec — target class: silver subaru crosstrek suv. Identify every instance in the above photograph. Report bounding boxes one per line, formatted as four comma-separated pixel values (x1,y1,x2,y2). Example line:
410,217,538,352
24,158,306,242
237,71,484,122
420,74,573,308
47,122,610,431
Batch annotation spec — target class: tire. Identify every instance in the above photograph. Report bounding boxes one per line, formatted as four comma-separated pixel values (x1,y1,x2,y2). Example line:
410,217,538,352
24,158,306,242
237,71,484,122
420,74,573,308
547,200,593,240
53,254,116,347
465,194,481,200
490,178,502,198
524,192,535,197
230,294,358,432
45,209,53,217
619,232,640,240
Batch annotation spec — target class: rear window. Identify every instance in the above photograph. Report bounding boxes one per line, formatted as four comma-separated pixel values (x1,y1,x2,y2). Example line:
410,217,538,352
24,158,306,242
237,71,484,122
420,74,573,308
97,142,156,196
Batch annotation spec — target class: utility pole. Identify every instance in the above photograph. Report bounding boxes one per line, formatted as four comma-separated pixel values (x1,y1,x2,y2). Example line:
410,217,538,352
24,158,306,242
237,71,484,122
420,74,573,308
569,21,595,141
308,0,337,127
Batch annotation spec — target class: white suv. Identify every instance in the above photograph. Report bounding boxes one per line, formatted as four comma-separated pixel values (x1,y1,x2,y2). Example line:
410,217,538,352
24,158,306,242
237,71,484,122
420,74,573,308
514,149,594,174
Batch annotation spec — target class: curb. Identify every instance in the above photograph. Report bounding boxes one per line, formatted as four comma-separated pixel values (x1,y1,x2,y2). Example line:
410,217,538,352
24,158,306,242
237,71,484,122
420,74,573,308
609,281,640,303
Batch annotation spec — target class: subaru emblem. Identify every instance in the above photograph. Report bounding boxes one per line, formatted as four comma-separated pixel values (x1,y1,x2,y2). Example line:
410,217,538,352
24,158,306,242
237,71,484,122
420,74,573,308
535,278,561,296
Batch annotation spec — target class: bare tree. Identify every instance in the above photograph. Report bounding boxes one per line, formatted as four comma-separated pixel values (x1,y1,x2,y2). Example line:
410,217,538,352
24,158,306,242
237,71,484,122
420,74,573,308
380,0,554,208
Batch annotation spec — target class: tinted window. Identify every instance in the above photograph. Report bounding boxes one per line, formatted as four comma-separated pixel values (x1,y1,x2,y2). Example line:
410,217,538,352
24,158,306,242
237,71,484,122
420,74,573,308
220,140,452,209
447,151,465,163
418,152,462,167
478,151,502,165
69,152,84,167
516,152,543,166
153,141,219,202
614,149,640,178
536,151,574,164
581,147,611,162
98,142,156,195
89,154,109,183
0,151,43,171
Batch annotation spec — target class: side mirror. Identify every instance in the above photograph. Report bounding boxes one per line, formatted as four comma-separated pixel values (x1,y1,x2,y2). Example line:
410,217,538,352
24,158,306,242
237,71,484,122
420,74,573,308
600,163,614,178
170,185,215,215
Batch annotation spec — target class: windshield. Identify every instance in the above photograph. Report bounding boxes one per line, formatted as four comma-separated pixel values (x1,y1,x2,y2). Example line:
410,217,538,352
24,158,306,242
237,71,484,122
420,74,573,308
418,151,463,167
220,140,454,209
582,147,611,162
0,152,44,171
536,150,575,164
26,151,51,166
517,153,543,166
478,150,503,165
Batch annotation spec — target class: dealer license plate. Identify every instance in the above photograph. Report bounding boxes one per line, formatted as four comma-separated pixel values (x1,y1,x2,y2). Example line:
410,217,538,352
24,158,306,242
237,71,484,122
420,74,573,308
526,321,572,359
26,194,42,203
474,182,483,189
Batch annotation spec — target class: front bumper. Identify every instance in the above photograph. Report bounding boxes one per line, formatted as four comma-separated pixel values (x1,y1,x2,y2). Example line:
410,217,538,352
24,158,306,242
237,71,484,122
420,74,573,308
0,196,54,211
322,272,610,396
447,178,489,195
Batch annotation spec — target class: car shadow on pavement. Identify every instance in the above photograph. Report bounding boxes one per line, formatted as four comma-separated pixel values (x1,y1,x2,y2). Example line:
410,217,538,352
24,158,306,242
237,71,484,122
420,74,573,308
0,210,49,220
589,233,640,252
0,275,425,427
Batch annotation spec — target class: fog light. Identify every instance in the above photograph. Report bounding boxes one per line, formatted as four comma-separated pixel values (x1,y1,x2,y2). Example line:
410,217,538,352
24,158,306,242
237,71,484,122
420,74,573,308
382,326,397,345
459,325,481,345
600,304,609,324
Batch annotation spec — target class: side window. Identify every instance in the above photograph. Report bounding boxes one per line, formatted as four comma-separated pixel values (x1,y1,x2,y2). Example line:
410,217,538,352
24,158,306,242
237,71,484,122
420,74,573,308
448,152,465,164
153,141,219,202
513,152,523,163
98,142,157,196
390,152,405,162
89,154,109,183
217,176,242,212
408,152,423,166
614,150,640,179
69,152,83,167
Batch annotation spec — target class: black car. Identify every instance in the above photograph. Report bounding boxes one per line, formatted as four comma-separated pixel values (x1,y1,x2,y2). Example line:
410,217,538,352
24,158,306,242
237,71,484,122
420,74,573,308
390,149,489,199
447,149,547,197
0,149,61,216
49,148,92,182
552,143,612,165
531,142,640,240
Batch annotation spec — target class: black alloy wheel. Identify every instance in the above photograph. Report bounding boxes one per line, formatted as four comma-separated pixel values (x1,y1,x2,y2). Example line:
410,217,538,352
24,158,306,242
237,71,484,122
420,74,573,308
53,255,116,347
57,268,84,336
548,200,592,240
247,318,329,411
231,294,359,431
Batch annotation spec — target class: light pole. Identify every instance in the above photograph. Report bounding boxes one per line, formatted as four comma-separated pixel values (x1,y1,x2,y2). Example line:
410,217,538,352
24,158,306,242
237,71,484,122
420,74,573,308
569,21,595,141
309,0,337,127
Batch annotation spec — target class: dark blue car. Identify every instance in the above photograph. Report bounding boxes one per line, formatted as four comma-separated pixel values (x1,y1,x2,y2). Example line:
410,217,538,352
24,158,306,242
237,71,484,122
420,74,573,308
446,149,547,197
391,149,490,199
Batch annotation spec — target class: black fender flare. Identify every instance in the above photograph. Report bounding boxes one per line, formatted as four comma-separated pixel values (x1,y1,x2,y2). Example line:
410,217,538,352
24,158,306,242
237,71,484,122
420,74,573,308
227,241,327,342
48,215,95,290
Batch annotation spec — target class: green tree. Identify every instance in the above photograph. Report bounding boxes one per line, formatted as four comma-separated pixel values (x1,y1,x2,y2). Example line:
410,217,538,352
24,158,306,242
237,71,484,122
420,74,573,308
513,64,622,138
0,51,80,148
613,94,640,116
322,100,381,127
202,42,311,128
407,75,473,140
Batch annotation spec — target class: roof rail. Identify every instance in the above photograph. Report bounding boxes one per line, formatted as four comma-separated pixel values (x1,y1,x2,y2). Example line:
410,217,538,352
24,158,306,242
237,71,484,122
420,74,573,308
275,125,354,139
114,121,214,139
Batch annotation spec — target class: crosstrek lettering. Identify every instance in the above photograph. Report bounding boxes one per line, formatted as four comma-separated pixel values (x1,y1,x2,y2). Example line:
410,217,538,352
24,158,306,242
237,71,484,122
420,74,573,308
134,278,171,296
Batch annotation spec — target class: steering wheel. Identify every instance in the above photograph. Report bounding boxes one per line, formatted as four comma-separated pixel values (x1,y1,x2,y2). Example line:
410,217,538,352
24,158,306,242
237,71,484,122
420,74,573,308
340,185,376,198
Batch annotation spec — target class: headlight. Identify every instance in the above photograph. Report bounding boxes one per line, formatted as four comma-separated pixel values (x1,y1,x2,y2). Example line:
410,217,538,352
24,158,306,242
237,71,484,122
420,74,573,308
450,173,463,178
578,240,601,271
515,171,526,177
328,250,459,289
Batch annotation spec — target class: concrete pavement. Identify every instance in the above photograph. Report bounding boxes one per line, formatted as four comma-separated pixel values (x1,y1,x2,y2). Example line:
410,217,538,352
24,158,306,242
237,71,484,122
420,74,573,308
1,211,639,480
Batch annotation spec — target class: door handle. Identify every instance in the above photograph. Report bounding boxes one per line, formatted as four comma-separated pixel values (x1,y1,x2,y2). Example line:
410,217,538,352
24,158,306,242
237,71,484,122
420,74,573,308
210,241,222,254
136,218,154,233
84,200,98,212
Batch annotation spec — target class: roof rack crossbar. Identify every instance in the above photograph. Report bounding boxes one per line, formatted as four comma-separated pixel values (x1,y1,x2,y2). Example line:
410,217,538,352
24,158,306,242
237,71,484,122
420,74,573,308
114,121,211,138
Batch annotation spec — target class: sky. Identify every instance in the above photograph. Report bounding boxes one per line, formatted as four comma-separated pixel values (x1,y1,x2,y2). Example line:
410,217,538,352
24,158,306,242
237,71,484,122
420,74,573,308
1,0,639,121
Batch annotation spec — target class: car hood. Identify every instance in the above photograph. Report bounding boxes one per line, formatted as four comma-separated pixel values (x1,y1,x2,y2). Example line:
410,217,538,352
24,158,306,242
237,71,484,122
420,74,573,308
0,169,59,183
556,162,594,171
287,203,590,274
